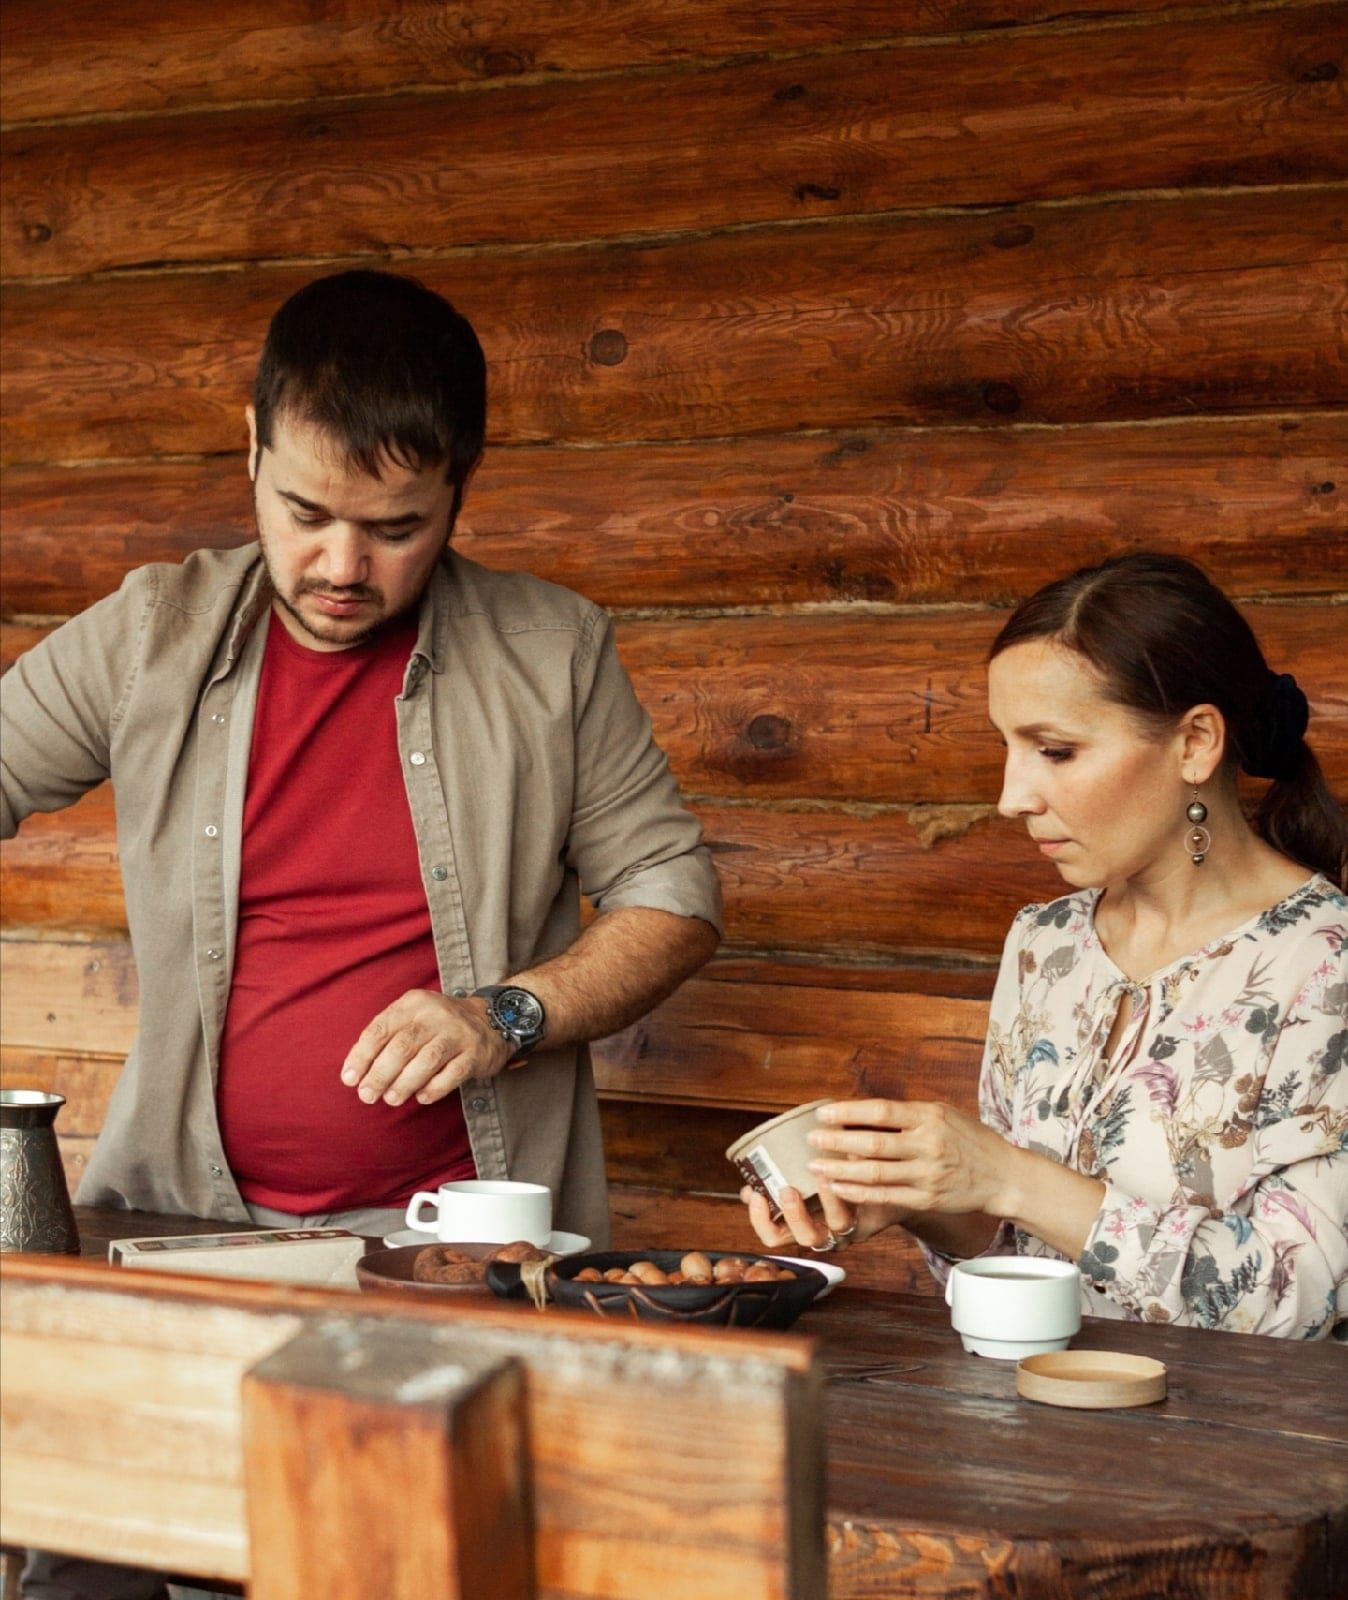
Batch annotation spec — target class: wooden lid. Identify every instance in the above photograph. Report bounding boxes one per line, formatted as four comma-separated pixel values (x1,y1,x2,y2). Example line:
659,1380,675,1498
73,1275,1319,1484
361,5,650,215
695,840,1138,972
1016,1350,1167,1410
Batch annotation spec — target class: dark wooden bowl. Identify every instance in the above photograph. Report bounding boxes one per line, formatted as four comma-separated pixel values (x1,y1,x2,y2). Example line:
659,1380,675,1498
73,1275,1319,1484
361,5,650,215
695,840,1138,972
356,1242,501,1297
485,1248,826,1328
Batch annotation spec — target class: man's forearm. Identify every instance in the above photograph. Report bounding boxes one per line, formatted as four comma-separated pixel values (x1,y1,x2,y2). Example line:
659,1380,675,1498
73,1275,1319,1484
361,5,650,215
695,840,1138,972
505,907,720,1050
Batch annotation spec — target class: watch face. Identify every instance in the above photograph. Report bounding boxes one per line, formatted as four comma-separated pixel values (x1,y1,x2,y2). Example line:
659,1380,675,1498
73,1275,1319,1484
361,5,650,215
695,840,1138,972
495,987,544,1035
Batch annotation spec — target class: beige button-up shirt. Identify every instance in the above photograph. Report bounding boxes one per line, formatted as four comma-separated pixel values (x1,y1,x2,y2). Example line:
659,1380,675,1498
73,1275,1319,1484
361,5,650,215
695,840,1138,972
1,545,722,1244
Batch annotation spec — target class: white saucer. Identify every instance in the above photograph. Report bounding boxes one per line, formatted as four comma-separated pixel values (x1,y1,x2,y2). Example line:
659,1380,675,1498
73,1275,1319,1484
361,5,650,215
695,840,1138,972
381,1228,591,1255
773,1255,846,1299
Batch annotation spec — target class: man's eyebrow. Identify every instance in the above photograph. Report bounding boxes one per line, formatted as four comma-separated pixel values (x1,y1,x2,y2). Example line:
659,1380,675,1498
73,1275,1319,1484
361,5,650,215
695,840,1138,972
276,489,426,528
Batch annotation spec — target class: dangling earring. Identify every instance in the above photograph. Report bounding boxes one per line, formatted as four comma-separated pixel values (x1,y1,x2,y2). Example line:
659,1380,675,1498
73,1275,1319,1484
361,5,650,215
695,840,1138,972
1185,786,1210,866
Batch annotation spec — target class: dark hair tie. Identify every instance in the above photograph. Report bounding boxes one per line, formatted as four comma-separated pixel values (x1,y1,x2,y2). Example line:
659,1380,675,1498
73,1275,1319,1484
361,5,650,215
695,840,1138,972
1242,672,1309,781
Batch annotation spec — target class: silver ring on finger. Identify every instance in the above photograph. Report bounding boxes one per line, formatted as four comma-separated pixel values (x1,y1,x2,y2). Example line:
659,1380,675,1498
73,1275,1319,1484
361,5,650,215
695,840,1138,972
809,1232,839,1253
833,1223,858,1251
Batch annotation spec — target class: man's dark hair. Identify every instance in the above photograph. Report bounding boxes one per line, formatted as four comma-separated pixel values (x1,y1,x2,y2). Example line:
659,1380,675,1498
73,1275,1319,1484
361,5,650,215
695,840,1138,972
252,270,487,520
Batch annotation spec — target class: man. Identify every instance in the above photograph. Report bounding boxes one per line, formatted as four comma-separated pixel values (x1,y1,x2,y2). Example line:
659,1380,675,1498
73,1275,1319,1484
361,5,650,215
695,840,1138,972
3,275,720,1259
4,269,722,1597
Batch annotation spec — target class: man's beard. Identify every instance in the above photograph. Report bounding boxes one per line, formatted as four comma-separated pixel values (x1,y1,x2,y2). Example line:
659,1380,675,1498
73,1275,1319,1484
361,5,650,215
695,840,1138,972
255,516,389,649
272,575,389,648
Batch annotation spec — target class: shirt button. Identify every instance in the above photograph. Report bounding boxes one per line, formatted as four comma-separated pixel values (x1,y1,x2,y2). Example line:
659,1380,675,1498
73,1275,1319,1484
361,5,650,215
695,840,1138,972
430,865,448,881
409,750,427,767
205,948,222,961
211,713,226,725
209,1164,223,1178
451,988,468,999
468,1097,488,1114
204,825,219,838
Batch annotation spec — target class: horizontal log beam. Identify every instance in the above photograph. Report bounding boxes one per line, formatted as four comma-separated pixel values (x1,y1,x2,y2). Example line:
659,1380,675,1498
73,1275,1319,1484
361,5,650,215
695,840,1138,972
0,0,1221,122
5,602,1343,802
0,960,990,1115
7,10,1344,278
616,603,1348,800
0,1047,122,1135
0,940,139,1056
4,189,1345,463
3,416,1345,614
0,786,1061,952
1,961,990,1225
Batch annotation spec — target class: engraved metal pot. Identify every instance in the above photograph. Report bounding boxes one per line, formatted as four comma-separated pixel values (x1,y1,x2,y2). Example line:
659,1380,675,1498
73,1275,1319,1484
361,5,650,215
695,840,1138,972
0,1090,80,1254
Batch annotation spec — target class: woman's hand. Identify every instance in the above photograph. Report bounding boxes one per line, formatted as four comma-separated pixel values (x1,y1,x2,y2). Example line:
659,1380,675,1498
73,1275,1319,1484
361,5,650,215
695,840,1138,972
807,1099,1022,1218
739,1178,899,1254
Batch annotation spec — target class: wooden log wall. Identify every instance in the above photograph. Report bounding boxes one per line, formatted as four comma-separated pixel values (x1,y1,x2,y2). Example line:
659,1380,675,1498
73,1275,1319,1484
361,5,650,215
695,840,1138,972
2,0,1346,1295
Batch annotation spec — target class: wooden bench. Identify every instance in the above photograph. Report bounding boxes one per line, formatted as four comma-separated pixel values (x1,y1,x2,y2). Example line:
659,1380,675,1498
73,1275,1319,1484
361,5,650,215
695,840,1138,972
0,1253,824,1599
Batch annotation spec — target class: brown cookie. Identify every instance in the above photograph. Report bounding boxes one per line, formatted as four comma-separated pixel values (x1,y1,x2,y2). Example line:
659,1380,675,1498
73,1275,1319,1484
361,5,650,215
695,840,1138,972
413,1246,487,1285
489,1239,549,1264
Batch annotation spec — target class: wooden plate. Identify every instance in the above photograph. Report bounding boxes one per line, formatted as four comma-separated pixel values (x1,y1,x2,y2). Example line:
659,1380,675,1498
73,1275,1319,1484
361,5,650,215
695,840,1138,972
1017,1350,1167,1409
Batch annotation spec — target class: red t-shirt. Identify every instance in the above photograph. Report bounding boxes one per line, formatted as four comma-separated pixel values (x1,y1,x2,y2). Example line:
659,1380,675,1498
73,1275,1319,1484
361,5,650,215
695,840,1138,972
216,612,475,1212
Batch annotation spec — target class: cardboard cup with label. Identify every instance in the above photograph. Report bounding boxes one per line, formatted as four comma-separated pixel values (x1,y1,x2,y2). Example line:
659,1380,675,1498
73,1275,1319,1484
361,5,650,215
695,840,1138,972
404,1179,552,1247
944,1256,1082,1360
726,1100,833,1216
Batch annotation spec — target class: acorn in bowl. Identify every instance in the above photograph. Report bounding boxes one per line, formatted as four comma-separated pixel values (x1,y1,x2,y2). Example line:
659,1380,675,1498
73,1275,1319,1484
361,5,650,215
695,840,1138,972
484,1248,827,1328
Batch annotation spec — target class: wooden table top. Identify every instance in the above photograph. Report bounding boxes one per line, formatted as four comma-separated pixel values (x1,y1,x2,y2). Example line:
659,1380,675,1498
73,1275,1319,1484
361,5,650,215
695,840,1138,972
802,1286,1348,1597
74,1208,1348,1599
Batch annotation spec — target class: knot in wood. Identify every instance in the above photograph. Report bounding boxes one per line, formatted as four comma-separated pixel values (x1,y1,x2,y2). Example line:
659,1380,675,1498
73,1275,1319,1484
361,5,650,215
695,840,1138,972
822,437,869,467
1299,61,1338,83
795,183,842,202
982,381,1022,415
773,83,807,102
823,560,895,601
23,221,52,245
477,49,530,76
588,329,628,366
1311,480,1336,495
746,714,794,754
991,223,1035,250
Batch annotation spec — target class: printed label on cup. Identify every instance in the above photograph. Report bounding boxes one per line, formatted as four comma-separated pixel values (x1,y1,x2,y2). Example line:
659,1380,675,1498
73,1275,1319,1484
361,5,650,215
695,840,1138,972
736,1141,790,1206
726,1099,831,1216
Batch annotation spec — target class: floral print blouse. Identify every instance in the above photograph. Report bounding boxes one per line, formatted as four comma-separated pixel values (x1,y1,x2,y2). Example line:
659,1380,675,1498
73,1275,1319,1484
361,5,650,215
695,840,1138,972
938,874,1347,1338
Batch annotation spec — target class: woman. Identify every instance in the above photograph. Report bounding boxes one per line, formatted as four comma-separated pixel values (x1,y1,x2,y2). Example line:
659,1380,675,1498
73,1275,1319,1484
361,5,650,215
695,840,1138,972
743,553,1347,1337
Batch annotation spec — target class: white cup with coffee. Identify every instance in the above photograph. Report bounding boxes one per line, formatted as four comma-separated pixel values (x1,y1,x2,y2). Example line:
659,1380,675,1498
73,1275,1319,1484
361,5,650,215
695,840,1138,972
404,1179,552,1247
944,1256,1082,1359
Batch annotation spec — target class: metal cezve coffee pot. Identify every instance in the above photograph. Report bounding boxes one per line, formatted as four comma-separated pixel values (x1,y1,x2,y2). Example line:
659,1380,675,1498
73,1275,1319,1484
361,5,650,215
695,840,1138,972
0,1090,80,1254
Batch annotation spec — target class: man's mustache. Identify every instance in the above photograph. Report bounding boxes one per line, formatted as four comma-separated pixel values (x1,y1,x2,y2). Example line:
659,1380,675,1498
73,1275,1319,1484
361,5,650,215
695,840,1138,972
296,580,382,603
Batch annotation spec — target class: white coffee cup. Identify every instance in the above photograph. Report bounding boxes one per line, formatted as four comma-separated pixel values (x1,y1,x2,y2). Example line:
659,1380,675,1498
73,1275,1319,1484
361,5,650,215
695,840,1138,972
404,1180,552,1247
944,1257,1082,1360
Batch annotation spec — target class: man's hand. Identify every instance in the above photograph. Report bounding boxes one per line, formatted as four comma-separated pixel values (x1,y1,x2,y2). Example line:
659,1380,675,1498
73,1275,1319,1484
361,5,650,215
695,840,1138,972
340,990,513,1108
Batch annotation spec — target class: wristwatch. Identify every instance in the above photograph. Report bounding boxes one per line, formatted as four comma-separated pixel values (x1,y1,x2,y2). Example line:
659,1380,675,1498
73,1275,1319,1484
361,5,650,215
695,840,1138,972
473,984,547,1063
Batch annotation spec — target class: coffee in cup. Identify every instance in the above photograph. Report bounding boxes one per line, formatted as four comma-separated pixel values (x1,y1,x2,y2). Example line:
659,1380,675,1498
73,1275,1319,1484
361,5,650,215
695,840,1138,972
404,1179,551,1247
944,1256,1082,1360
